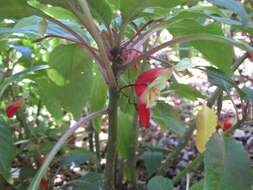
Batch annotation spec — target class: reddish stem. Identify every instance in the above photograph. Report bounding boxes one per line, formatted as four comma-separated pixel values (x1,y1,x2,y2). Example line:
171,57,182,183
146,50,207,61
122,18,163,48
120,48,171,70
32,34,79,44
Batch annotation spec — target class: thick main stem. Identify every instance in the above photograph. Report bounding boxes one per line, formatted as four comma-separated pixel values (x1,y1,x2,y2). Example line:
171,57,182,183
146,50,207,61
105,87,119,190
127,113,138,190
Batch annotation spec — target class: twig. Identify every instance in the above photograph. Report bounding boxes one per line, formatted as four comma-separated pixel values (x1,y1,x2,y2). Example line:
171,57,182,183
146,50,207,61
157,123,196,176
33,34,79,44
138,35,253,64
172,154,204,184
122,19,161,48
95,131,100,162
87,122,94,152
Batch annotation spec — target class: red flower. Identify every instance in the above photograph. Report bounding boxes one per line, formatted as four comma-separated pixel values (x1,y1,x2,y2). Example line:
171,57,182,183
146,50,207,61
134,68,171,128
223,118,233,132
6,97,25,118
136,101,150,129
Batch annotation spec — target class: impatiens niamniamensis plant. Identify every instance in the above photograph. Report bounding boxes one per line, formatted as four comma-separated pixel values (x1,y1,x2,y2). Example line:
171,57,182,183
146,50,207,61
0,0,252,190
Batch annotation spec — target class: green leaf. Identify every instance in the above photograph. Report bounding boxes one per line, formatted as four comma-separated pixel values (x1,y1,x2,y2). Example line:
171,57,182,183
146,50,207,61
37,0,69,9
30,1,78,22
36,78,64,119
241,87,253,102
39,0,112,24
0,125,16,184
0,65,49,100
169,83,206,101
60,149,99,166
204,134,253,190
207,0,250,26
141,151,164,176
87,0,112,24
40,5,79,22
147,176,173,190
63,172,104,190
117,110,133,160
152,101,185,136
107,0,120,9
190,180,204,190
204,67,245,97
168,19,233,73
90,67,107,111
0,16,90,42
90,65,108,132
173,58,194,71
36,44,93,119
0,0,35,20
120,0,186,22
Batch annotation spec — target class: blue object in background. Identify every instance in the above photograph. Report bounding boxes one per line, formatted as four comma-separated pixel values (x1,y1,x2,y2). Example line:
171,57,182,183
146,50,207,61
9,45,32,58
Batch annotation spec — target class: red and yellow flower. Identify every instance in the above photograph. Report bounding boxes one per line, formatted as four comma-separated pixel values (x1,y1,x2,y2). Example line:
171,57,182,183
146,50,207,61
134,68,171,128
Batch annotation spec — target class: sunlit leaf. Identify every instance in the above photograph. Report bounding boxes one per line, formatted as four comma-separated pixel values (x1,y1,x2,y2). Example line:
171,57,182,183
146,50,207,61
36,44,93,119
0,0,35,20
120,0,186,22
195,105,217,153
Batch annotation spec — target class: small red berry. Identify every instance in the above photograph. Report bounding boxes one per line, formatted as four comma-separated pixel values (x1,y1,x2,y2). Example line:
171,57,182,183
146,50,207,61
6,97,25,118
223,119,233,132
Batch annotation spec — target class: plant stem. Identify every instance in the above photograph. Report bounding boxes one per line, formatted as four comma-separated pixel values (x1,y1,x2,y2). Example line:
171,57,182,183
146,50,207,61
172,154,204,184
36,100,42,127
127,112,138,190
232,52,248,71
88,122,94,152
27,109,107,190
104,87,119,190
116,157,124,189
139,34,253,62
16,111,31,139
207,88,223,108
157,123,195,176
95,131,100,161
77,0,117,87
